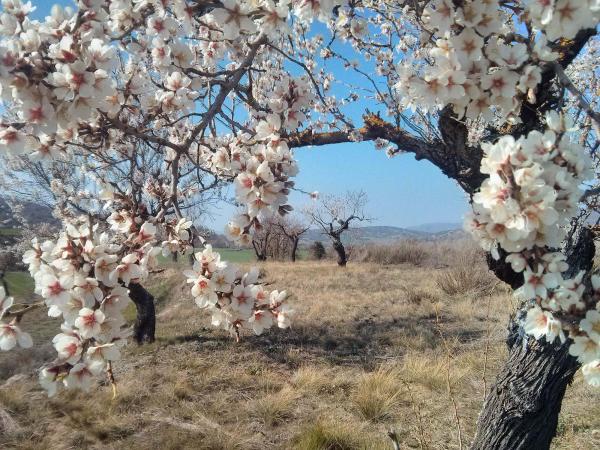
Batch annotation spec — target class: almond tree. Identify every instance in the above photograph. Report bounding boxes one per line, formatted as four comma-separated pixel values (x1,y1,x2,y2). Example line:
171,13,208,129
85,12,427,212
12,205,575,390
0,1,598,448
0,137,226,343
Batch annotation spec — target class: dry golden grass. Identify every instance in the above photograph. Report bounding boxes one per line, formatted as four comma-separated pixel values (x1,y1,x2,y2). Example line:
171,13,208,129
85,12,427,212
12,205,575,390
351,366,403,422
0,259,599,449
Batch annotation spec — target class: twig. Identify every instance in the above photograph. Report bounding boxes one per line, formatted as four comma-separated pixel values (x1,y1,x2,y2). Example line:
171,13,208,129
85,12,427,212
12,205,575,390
107,361,117,399
552,62,600,137
482,292,493,401
402,380,428,450
388,429,401,450
3,301,45,323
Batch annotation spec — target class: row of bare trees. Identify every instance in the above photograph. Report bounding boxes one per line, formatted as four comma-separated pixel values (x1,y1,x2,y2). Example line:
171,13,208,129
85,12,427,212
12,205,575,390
251,214,311,262
309,191,371,266
251,190,371,265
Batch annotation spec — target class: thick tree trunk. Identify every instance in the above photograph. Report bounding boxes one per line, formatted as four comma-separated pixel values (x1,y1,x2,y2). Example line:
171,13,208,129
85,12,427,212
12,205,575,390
128,282,156,344
472,227,595,449
290,237,299,262
332,239,347,266
471,319,579,449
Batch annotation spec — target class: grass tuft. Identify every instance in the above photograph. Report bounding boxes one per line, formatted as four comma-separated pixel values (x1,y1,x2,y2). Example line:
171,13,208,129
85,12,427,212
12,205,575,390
293,420,361,450
252,385,297,426
351,366,402,422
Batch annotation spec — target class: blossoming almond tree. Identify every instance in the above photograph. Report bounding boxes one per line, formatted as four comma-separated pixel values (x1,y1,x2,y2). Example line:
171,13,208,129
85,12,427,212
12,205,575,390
0,120,227,343
0,0,598,448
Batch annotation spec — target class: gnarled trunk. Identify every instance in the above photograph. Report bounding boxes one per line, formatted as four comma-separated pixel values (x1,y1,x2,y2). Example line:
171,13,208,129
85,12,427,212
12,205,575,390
332,239,347,266
472,227,595,449
128,282,156,344
471,319,579,449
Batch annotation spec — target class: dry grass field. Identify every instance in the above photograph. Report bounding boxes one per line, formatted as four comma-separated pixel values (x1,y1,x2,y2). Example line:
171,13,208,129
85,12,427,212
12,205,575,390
1,242,599,449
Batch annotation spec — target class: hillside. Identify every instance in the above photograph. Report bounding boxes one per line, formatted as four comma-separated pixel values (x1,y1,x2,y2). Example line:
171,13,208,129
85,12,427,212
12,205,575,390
300,224,465,245
406,222,462,234
0,197,58,228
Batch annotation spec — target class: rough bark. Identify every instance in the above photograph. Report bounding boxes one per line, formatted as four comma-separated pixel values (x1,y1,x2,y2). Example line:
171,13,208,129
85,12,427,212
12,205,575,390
472,227,595,450
332,239,347,267
128,282,156,344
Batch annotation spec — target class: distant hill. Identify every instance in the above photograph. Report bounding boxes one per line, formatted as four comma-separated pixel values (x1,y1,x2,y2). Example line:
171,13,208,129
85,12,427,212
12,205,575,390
299,225,466,245
0,197,58,228
406,222,462,234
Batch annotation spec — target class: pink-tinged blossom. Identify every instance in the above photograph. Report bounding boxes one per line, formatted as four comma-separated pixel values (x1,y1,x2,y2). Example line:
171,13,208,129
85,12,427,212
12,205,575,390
248,310,274,335
0,322,33,351
582,361,600,387
276,304,294,329
64,363,94,391
74,308,105,339
85,343,121,375
53,333,82,364
39,366,62,397
523,307,565,343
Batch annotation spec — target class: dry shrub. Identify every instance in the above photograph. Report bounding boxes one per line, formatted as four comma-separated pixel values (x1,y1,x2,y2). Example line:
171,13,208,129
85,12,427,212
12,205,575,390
436,248,496,296
354,240,430,265
292,366,332,393
436,267,494,296
400,354,449,392
402,286,438,305
351,366,402,422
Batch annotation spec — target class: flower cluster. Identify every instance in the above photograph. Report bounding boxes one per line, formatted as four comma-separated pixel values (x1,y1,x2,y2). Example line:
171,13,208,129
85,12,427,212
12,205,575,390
0,0,329,247
184,245,292,338
220,75,314,244
11,189,293,395
465,113,600,386
525,0,599,41
0,286,33,351
466,112,591,256
395,0,599,120
23,216,159,396
0,0,117,160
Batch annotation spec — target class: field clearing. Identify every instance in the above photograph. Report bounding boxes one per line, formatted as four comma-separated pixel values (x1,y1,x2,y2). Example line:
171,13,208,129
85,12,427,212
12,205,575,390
1,258,599,449
3,271,35,300
0,227,20,236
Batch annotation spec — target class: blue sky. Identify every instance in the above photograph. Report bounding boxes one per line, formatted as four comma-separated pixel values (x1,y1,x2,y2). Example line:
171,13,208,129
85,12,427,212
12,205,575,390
28,1,470,231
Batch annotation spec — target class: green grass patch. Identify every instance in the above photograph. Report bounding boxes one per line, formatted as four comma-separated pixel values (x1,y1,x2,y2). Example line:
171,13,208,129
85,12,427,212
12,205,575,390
157,247,256,266
4,271,35,300
0,227,20,237
212,247,255,263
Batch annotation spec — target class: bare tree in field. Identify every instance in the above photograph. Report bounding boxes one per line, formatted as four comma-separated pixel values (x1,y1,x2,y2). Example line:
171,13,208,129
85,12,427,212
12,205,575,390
273,215,312,262
251,220,272,261
308,191,371,267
